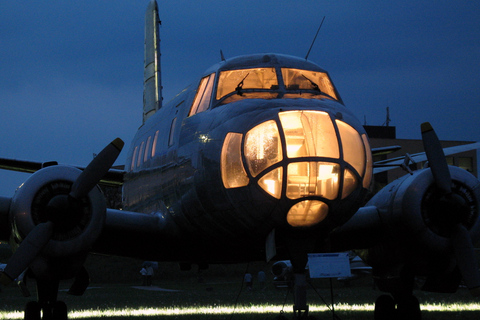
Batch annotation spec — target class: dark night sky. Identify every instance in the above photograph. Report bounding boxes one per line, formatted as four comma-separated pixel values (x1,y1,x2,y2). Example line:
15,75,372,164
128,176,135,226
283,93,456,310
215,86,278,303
1,1,479,196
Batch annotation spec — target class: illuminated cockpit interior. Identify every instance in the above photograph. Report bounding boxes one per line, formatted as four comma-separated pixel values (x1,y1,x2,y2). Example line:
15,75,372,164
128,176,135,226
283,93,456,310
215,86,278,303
221,110,372,228
214,67,338,106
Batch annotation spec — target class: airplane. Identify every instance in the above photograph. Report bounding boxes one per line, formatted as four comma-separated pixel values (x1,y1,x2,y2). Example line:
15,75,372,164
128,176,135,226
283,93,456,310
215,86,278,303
1,1,480,319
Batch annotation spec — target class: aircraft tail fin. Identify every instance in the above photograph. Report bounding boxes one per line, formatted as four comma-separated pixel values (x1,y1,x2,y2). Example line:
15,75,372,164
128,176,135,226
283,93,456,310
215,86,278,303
143,0,162,123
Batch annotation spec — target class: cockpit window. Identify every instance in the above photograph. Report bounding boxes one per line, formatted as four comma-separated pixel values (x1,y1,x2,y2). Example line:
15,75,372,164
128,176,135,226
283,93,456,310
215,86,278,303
213,67,339,107
216,68,278,100
281,68,338,100
189,73,215,116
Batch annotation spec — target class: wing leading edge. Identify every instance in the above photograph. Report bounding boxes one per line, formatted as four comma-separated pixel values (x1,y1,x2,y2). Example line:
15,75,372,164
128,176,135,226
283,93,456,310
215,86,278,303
373,142,480,174
0,157,125,187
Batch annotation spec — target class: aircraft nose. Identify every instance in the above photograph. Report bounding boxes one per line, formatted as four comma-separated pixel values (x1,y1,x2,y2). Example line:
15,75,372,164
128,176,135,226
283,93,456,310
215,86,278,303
220,110,372,227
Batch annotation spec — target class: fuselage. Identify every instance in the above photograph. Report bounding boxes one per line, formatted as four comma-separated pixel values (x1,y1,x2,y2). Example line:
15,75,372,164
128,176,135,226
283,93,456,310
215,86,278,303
121,53,372,260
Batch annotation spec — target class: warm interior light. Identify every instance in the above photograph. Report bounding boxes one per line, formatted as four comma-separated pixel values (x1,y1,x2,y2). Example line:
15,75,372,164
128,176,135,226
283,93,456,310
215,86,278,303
281,68,338,100
244,120,282,177
221,132,249,188
286,200,329,227
336,120,365,176
222,112,367,220
279,111,339,159
342,168,358,199
286,162,339,200
216,67,278,100
362,134,373,189
258,167,283,199
189,73,215,116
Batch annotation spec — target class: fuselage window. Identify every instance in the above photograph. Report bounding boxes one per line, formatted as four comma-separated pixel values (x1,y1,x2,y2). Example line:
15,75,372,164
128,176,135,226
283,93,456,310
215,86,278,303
144,136,152,163
131,146,138,171
137,141,145,168
168,117,177,147
152,130,159,157
189,73,215,116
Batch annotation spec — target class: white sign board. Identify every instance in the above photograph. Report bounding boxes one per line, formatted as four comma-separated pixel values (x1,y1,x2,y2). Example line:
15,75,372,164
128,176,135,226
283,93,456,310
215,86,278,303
308,253,351,278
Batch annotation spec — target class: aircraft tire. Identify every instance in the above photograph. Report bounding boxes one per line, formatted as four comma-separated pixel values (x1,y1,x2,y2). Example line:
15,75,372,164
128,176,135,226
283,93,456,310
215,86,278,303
24,301,41,320
397,295,421,320
373,294,395,320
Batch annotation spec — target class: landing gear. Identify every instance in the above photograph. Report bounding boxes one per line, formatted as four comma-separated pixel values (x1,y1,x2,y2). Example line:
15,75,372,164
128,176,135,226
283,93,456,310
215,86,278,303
292,273,310,320
283,233,316,320
374,294,421,320
24,278,69,320
25,301,68,320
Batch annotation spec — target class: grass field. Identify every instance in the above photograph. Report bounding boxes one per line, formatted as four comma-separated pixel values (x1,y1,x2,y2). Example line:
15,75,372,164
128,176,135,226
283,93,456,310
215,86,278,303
1,258,480,320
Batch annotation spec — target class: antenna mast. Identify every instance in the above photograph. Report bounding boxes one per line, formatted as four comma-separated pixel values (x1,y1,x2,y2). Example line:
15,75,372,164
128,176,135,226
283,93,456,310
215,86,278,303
305,16,326,60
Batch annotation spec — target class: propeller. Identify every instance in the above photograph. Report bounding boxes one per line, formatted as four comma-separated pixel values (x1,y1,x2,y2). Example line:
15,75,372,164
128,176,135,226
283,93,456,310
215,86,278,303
421,122,452,194
0,138,124,285
421,122,480,294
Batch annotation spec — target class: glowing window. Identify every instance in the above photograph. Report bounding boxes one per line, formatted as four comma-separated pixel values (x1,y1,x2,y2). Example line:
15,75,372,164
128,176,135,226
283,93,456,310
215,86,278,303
168,117,177,147
281,68,338,100
286,200,329,227
137,142,145,168
131,146,138,171
144,136,152,163
221,133,249,188
216,68,278,100
336,120,365,176
362,134,373,189
279,111,339,159
244,120,282,177
258,167,283,199
342,168,358,199
151,130,159,157
286,162,339,200
189,73,215,116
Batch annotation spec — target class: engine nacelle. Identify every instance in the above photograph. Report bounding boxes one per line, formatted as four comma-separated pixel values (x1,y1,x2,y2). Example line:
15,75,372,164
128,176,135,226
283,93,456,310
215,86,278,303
271,260,292,278
9,165,106,257
368,165,480,254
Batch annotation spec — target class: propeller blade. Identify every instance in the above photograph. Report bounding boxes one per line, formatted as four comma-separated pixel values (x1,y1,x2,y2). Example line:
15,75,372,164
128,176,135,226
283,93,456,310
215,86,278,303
1,221,53,283
70,138,124,200
451,224,480,296
421,122,452,194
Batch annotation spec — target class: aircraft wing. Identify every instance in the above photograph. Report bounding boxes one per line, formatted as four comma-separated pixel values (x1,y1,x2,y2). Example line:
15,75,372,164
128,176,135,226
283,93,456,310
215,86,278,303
371,145,401,157
373,142,480,174
0,157,125,187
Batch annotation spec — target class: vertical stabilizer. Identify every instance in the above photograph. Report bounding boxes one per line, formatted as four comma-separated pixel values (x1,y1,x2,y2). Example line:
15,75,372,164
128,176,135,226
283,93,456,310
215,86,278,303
143,0,162,123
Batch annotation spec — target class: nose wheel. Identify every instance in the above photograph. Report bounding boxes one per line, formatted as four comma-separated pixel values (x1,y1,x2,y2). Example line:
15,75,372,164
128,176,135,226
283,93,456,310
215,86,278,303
24,278,68,320
25,301,68,320
283,232,316,320
374,294,421,320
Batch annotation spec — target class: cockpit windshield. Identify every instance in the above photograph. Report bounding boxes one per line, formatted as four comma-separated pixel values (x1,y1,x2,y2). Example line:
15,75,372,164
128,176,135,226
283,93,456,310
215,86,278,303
216,68,278,100
214,67,338,106
281,68,338,100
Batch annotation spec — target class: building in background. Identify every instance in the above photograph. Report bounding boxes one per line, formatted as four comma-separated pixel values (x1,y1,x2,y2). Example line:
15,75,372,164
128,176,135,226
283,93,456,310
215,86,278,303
365,125,477,193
